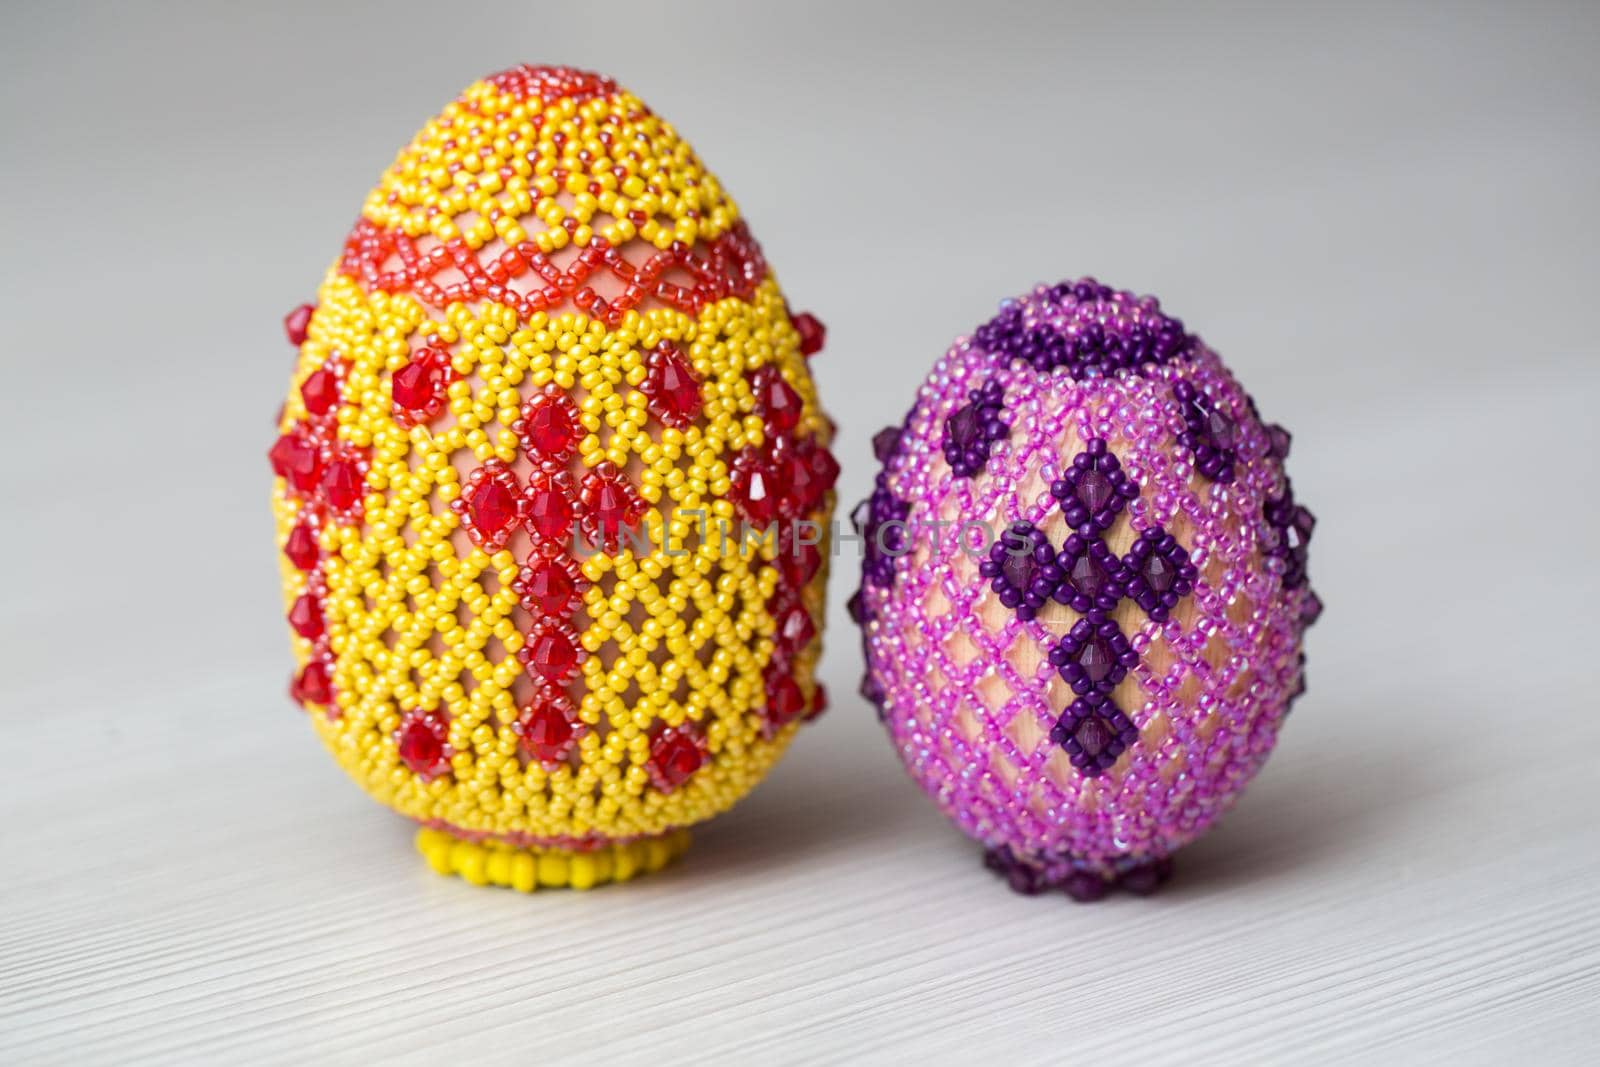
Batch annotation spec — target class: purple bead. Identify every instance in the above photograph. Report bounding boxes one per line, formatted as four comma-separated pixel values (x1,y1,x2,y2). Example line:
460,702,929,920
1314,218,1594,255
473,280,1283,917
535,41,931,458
872,425,902,463
942,378,1010,478
1070,554,1105,597
1077,470,1113,511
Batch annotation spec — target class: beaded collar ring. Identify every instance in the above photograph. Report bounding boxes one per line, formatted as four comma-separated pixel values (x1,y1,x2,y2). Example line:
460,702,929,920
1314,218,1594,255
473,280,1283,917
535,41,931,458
270,66,837,891
852,279,1319,901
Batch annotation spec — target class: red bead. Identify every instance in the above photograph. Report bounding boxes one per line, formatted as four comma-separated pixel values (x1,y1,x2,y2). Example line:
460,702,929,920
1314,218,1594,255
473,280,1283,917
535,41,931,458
513,551,584,616
292,658,332,706
284,303,314,346
777,602,816,651
269,429,321,493
641,341,702,428
806,443,841,504
578,464,646,549
518,621,582,684
396,711,451,780
791,311,825,357
752,365,803,434
518,700,578,765
729,447,783,524
777,439,836,516
648,731,702,792
765,670,806,728
453,462,522,551
392,348,450,422
515,386,582,459
288,593,325,640
468,477,517,537
300,368,340,416
806,683,829,722
779,538,822,588
320,458,364,513
524,471,576,541
284,522,320,571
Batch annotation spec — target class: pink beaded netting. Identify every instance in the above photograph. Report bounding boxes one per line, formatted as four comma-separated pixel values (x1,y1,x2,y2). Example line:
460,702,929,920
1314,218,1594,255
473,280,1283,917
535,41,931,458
851,278,1319,900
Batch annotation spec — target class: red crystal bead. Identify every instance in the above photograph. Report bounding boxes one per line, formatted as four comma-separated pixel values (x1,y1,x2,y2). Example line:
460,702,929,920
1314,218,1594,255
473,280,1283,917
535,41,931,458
320,457,364,513
292,658,332,706
777,603,816,651
524,471,576,542
283,522,319,571
396,711,451,780
269,429,321,493
392,348,450,421
752,366,803,434
519,621,582,684
579,464,646,549
806,682,829,722
518,701,577,765
515,386,582,459
468,477,517,537
641,341,702,428
513,553,583,616
791,311,825,357
284,303,314,346
765,669,806,727
779,538,822,588
648,731,703,792
807,444,841,502
288,593,325,640
729,447,782,524
300,368,339,416
777,442,816,515
453,462,522,550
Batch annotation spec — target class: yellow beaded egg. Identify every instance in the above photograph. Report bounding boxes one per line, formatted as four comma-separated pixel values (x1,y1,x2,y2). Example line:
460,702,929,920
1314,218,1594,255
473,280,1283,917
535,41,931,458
269,66,836,890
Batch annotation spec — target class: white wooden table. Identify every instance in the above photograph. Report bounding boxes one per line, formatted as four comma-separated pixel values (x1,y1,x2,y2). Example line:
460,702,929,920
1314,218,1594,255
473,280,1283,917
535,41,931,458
3,3,1596,1063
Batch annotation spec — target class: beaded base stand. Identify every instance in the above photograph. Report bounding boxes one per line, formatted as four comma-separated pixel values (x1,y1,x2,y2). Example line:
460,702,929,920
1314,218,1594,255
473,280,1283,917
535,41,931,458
416,828,692,892
983,846,1175,902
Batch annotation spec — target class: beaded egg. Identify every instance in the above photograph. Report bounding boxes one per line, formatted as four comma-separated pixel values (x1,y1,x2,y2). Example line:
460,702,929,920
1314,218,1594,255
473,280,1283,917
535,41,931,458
269,66,837,890
851,279,1319,900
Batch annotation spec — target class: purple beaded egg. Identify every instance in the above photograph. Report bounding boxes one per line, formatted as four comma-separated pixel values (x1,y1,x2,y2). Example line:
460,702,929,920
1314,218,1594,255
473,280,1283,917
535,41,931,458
851,278,1320,901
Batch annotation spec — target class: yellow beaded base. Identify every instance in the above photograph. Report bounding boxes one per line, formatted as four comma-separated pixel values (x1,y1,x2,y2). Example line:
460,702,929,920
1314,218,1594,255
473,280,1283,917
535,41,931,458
415,828,692,891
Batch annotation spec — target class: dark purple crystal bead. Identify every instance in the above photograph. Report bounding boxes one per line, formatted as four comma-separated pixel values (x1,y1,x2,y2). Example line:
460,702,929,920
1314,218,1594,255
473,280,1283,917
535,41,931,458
1061,870,1111,903
978,523,1064,620
1264,483,1315,592
846,589,867,625
1050,438,1138,535
1048,613,1137,698
1173,380,1238,484
871,425,902,464
942,378,1009,478
1053,535,1128,613
1049,694,1139,776
1121,527,1198,623
854,472,912,589
1117,857,1175,896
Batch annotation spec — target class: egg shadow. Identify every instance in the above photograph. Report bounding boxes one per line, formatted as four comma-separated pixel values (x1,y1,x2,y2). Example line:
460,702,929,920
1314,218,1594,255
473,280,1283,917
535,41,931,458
1161,706,1421,900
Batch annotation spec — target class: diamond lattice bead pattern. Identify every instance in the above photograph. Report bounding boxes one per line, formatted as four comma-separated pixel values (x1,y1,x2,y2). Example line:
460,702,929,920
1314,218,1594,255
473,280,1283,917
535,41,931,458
269,67,836,860
855,279,1317,886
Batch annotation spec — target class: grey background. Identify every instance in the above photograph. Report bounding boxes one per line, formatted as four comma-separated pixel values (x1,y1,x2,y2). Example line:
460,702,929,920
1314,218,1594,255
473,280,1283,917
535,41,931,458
3,1,1597,1063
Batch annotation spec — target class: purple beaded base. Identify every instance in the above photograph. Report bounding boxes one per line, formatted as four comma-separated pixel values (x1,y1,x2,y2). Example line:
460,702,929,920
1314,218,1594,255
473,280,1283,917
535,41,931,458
984,846,1175,902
